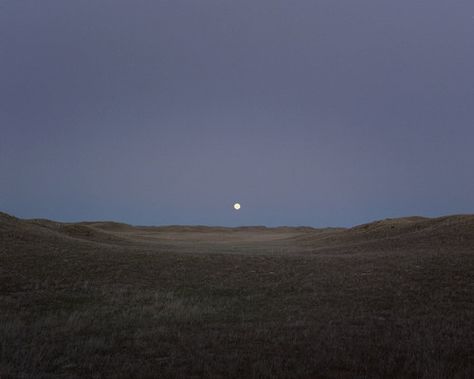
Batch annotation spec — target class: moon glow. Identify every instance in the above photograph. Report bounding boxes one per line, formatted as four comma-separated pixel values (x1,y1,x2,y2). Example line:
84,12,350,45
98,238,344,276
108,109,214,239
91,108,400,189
233,203,241,210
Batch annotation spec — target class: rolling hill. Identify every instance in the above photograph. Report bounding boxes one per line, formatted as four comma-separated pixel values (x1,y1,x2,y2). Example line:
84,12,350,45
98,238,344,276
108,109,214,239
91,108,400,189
1,211,473,378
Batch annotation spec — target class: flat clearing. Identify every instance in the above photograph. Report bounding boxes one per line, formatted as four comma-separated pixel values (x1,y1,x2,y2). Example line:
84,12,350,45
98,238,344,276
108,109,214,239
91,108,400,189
1,212,473,378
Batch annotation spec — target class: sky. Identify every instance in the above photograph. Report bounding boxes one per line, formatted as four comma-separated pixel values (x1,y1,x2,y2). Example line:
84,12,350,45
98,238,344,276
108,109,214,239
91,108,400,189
1,0,473,227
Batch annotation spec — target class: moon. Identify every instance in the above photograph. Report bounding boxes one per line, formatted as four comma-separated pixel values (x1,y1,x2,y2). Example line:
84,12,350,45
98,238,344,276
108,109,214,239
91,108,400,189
233,203,241,210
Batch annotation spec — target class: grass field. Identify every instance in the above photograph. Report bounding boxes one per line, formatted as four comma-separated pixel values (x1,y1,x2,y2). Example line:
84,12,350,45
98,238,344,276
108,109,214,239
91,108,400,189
1,212,473,378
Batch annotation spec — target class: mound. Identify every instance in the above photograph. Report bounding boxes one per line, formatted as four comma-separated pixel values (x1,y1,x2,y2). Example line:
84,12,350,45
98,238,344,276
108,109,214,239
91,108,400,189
54,223,132,244
294,214,474,253
0,212,19,224
0,212,133,247
83,221,133,231
352,216,429,231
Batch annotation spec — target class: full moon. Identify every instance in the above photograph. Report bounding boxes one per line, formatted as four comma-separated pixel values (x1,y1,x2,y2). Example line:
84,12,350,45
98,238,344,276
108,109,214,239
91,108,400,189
233,203,241,210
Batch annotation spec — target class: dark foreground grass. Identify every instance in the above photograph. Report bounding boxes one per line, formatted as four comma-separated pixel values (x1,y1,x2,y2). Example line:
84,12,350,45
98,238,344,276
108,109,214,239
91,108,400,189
1,226,473,378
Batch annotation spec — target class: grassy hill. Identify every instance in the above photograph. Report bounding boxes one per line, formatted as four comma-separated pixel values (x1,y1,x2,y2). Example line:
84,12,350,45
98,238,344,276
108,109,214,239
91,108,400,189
1,212,473,378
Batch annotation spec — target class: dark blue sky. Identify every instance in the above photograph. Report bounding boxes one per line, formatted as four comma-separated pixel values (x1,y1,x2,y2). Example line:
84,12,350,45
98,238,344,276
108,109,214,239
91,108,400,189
1,0,473,227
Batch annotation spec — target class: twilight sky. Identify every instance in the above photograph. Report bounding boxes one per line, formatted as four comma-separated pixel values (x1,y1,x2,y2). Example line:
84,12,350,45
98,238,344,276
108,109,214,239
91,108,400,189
1,0,473,227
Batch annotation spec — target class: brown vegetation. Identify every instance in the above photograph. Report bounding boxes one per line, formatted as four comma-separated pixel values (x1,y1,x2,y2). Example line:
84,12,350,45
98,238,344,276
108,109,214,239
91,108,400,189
1,211,473,378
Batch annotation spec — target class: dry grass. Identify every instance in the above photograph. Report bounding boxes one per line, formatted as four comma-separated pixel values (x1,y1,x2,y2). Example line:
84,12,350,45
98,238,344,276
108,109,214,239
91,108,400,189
0,212,473,378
